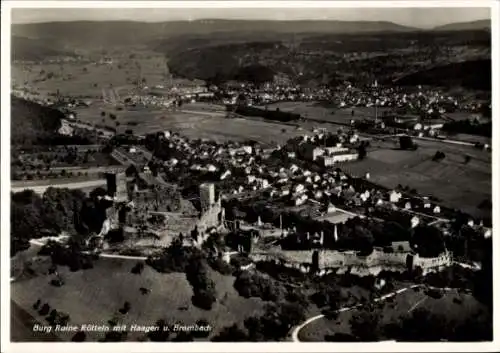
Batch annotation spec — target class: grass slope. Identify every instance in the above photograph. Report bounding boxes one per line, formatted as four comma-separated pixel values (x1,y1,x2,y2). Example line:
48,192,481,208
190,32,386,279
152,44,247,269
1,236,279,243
11,255,264,341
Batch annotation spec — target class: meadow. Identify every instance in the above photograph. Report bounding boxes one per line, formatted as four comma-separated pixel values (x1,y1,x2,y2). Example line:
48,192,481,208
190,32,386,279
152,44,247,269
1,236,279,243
262,101,392,125
12,50,170,99
342,138,491,218
11,255,265,341
76,104,306,146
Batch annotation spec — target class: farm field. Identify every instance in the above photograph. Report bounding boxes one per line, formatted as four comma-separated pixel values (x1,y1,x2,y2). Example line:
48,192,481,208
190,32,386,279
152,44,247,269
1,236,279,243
77,105,307,145
298,287,489,342
11,255,265,342
12,50,171,98
342,138,491,218
261,101,392,125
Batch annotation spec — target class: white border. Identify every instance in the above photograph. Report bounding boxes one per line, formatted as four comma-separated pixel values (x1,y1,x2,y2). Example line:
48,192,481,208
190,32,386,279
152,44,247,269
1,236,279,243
1,1,498,353
4,0,496,9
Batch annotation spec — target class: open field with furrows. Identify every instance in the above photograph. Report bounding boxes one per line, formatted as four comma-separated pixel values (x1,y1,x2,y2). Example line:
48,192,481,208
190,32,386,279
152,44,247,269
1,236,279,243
342,138,491,218
76,105,307,145
299,288,488,342
11,255,265,342
261,101,392,125
13,62,135,98
12,51,172,99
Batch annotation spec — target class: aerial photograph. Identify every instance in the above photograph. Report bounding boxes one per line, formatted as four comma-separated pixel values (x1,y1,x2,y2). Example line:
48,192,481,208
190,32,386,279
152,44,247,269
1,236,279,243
8,4,493,344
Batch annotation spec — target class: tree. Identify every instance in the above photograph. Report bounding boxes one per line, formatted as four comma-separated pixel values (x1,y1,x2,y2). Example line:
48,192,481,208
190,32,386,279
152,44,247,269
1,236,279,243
432,151,446,162
285,290,309,310
244,302,306,341
411,225,445,258
399,136,416,150
357,142,367,160
119,301,131,314
39,303,50,316
233,271,282,301
147,319,170,341
131,262,144,275
388,308,447,341
192,290,216,311
211,324,247,342
46,309,58,324
72,331,86,342
350,310,381,341
33,299,42,310
192,319,211,338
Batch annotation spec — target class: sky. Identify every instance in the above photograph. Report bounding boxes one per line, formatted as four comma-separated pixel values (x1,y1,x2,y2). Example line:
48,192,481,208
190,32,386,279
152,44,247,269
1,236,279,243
11,7,490,29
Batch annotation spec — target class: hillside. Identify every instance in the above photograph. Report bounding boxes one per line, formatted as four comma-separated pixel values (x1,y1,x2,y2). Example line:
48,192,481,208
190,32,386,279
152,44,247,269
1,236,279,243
433,19,491,31
166,29,490,86
11,36,75,61
11,96,64,146
11,20,416,49
393,59,491,90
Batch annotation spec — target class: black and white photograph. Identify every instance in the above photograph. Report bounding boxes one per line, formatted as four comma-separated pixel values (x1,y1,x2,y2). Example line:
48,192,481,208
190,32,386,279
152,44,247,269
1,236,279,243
1,0,498,350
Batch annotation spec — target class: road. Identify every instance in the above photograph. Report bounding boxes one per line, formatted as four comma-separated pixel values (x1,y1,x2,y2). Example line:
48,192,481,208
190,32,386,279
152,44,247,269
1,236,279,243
412,135,477,147
28,239,148,261
180,109,226,118
290,284,455,342
11,179,107,194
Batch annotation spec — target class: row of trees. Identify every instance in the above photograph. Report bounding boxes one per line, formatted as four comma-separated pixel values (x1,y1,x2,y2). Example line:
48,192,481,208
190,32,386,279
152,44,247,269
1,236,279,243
233,105,301,123
33,300,71,331
442,119,491,138
39,240,96,272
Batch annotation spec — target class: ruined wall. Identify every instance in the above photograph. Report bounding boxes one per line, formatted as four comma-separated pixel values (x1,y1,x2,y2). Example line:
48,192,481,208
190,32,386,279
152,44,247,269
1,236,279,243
197,199,222,233
249,247,451,277
414,252,452,274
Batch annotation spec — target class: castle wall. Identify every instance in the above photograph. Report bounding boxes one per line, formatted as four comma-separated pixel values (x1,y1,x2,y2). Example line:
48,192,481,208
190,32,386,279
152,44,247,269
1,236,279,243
248,247,451,277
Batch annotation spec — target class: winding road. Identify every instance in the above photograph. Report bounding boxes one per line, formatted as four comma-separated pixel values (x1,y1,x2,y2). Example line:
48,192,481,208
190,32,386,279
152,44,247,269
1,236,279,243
27,239,148,261
11,179,107,195
290,284,456,342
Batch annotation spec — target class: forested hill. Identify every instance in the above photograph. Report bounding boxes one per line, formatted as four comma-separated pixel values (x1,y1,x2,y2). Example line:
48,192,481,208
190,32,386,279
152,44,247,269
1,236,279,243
11,20,416,47
11,96,64,146
12,36,75,61
394,60,491,90
433,19,491,31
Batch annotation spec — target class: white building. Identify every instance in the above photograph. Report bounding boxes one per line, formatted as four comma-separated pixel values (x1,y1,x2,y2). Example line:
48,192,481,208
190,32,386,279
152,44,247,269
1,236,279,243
389,191,402,203
321,151,359,166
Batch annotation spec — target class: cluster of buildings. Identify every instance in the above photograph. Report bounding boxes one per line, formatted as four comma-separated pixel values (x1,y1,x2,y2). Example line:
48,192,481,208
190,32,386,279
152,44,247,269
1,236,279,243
74,118,490,277
124,94,177,109
220,83,331,106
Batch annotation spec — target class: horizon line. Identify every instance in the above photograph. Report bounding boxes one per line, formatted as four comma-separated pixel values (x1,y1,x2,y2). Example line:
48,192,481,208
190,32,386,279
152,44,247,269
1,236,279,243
10,17,492,29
